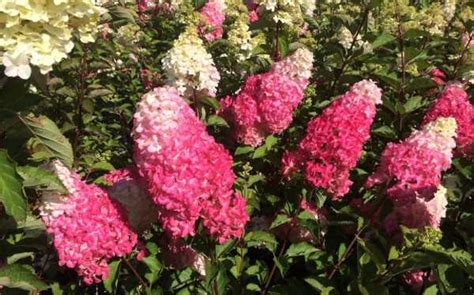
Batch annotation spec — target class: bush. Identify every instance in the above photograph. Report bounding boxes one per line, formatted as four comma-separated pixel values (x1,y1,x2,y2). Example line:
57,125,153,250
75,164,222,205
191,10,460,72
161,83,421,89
0,0,473,294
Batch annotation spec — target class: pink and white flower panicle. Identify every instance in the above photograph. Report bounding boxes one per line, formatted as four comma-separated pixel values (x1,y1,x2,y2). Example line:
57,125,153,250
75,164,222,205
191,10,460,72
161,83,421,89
366,117,457,202
40,161,137,285
282,80,382,199
422,83,474,158
133,86,248,243
220,48,314,146
199,0,226,42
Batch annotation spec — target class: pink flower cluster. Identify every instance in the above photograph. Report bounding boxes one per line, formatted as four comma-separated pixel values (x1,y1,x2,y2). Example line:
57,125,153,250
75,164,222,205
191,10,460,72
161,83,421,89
383,186,448,234
220,48,313,146
282,80,382,199
40,161,137,285
199,0,226,42
422,83,474,158
402,271,434,291
103,166,137,185
366,117,457,202
133,86,249,243
246,0,259,22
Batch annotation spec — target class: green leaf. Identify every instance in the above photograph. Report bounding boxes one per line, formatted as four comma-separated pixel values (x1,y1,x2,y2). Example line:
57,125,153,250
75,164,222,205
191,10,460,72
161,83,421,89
388,246,399,261
245,231,278,253
200,96,221,109
285,242,320,258
312,190,327,208
207,115,229,127
7,252,35,264
357,238,386,273
142,256,162,285
0,264,48,291
372,126,397,139
19,114,74,168
0,150,27,221
278,34,289,58
16,165,66,193
108,5,136,24
371,33,395,49
400,96,425,114
405,78,436,93
235,146,254,156
270,214,291,229
50,282,63,295
437,264,465,293
91,161,115,171
422,285,438,295
423,245,474,276
104,260,121,293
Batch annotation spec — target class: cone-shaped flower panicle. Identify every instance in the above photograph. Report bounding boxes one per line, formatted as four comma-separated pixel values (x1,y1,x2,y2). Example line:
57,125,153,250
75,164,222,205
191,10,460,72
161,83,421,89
422,83,474,158
367,117,457,202
199,0,226,42
270,47,314,90
282,80,382,199
40,161,137,285
383,185,448,234
162,26,220,97
220,48,314,146
133,86,248,242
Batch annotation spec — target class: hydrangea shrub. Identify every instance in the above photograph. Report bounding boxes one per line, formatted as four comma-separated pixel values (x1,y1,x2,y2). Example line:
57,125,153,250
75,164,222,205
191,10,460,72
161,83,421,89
0,0,473,294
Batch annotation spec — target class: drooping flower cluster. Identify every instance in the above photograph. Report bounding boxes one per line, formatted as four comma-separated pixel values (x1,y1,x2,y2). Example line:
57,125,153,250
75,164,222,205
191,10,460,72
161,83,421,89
367,117,457,202
162,26,221,97
199,0,226,42
383,185,449,234
422,83,474,158
40,161,137,285
282,80,382,199
133,86,248,243
0,0,104,79
220,48,313,146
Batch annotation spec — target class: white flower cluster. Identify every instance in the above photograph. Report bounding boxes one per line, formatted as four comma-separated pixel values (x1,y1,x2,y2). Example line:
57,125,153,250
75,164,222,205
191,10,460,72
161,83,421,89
162,26,221,97
442,0,457,22
0,0,104,79
254,0,315,24
228,14,255,61
338,27,372,53
271,47,313,88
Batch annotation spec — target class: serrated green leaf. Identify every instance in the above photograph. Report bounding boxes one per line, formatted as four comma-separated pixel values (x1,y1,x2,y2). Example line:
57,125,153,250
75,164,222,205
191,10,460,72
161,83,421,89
19,114,74,168
0,150,26,221
0,264,48,291
16,165,66,193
